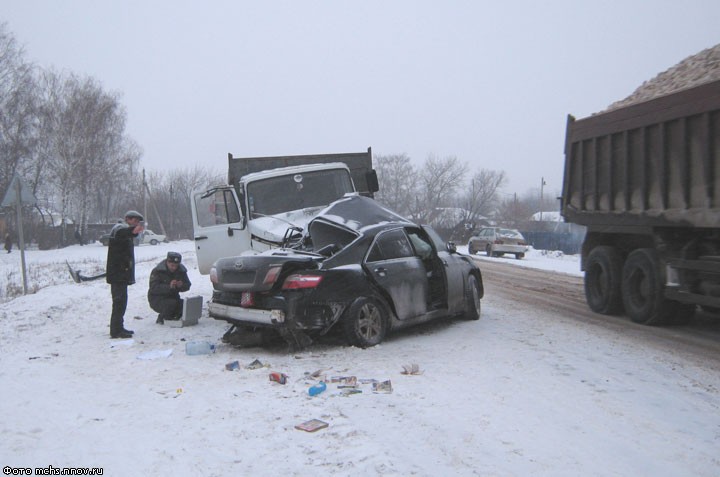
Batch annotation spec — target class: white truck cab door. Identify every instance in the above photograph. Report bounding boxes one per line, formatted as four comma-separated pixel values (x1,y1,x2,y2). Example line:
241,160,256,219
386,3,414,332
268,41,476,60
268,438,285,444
190,187,249,274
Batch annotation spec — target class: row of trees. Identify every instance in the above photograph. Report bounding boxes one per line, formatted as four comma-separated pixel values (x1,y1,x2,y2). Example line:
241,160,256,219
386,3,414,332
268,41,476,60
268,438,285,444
0,24,223,245
1,24,140,230
374,153,559,241
1,23,559,248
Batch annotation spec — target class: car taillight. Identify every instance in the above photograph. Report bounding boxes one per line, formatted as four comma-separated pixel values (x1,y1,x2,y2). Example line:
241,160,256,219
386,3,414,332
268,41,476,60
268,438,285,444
241,292,254,307
282,274,323,290
263,266,282,285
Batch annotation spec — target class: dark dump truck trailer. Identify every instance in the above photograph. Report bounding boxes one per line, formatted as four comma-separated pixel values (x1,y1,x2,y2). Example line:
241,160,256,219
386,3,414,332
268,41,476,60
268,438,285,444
561,79,720,325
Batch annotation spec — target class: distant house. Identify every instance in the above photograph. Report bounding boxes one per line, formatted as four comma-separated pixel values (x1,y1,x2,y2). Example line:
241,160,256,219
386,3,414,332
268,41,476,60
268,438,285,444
519,211,586,254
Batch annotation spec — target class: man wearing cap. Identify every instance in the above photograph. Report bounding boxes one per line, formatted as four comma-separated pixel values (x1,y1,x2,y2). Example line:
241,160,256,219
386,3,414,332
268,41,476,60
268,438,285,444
148,251,192,324
106,210,144,338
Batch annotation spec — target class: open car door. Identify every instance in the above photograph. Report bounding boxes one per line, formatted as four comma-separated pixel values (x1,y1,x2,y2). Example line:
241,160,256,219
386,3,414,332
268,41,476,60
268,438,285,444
190,186,247,274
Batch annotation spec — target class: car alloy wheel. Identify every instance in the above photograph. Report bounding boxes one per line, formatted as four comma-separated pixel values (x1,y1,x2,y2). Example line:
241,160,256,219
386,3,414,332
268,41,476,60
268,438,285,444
342,296,388,348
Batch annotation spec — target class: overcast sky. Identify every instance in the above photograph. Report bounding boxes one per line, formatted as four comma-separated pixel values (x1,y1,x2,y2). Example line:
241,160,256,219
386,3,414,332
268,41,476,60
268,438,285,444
4,1,720,196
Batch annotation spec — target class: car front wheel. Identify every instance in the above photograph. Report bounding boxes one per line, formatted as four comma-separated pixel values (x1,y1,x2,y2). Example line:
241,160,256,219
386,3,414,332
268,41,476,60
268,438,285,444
150,239,158,245
464,275,482,320
342,296,388,348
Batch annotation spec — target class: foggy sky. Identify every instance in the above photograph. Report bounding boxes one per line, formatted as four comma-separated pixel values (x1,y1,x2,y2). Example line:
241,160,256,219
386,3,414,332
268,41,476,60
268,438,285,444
4,1,720,196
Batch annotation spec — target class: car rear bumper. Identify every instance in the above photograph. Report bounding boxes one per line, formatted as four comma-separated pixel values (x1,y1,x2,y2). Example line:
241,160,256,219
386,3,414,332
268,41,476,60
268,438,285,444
209,301,285,325
494,245,528,254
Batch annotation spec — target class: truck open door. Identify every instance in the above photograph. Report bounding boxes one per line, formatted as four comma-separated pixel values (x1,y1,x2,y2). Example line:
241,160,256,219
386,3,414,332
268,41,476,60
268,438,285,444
190,186,249,274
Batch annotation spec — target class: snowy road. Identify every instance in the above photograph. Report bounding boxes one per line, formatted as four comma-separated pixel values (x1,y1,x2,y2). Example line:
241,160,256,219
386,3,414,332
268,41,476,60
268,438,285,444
1,242,719,476
475,255,720,367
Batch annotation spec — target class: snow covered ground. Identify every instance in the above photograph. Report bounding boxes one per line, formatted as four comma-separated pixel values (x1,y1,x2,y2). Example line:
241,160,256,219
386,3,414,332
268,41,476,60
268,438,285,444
1,241,718,476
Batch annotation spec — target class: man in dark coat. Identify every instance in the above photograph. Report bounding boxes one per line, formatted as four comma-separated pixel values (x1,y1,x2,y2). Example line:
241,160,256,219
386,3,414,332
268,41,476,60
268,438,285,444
106,210,144,338
148,251,191,324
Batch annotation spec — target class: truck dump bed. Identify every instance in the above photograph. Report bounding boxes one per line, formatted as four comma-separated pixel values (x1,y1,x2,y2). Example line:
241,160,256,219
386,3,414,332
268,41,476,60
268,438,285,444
562,80,720,229
228,147,374,194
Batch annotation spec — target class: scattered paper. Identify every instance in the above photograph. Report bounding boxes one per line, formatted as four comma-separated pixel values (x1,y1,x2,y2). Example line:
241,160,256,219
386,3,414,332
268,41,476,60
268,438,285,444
136,349,173,360
372,380,393,394
295,419,329,432
109,339,135,349
245,359,266,370
401,363,423,375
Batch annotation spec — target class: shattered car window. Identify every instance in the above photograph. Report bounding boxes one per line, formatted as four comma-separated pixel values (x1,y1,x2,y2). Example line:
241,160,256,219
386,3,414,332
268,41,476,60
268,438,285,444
367,229,414,262
308,219,359,253
407,229,433,260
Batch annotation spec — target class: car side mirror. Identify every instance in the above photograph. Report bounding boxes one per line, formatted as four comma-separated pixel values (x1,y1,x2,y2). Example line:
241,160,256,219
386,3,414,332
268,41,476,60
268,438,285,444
446,242,457,253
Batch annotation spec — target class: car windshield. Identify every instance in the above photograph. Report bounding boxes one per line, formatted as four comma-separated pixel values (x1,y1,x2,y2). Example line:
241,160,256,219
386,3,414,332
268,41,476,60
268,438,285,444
247,169,354,216
498,228,523,238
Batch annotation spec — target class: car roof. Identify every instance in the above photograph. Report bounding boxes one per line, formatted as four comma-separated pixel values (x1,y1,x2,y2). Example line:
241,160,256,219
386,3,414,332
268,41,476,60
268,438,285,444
311,195,415,234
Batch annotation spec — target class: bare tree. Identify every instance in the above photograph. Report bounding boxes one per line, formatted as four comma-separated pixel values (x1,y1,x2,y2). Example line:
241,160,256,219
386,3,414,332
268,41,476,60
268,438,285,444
458,169,506,224
413,154,465,221
0,23,39,197
374,153,417,217
35,71,141,243
494,192,534,226
144,165,223,240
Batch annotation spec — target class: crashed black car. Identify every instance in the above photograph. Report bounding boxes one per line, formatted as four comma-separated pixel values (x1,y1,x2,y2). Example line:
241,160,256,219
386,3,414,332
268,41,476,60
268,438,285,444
209,195,483,348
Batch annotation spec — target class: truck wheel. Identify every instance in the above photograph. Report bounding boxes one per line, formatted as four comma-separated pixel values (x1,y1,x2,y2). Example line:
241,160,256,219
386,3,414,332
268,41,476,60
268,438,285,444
342,296,389,348
463,274,482,320
621,248,678,325
584,246,623,315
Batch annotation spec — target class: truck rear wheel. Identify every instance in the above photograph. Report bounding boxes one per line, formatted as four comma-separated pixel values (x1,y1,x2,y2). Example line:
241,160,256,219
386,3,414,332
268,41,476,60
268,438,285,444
584,246,623,315
621,248,679,325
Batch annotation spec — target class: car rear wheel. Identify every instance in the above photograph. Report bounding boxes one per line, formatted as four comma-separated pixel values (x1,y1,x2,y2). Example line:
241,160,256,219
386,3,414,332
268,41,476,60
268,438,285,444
467,242,476,255
342,296,388,348
464,274,482,320
515,253,524,260
150,239,158,245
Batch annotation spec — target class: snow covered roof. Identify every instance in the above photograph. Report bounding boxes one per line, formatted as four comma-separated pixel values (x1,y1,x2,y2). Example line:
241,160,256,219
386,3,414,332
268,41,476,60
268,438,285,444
530,211,563,222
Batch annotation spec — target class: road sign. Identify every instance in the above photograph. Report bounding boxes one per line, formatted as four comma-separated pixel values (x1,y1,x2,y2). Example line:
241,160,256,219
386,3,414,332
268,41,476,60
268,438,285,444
2,174,37,207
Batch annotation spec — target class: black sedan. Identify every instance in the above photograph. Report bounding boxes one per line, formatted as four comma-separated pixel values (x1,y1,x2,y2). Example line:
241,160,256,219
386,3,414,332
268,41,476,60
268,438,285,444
208,195,484,348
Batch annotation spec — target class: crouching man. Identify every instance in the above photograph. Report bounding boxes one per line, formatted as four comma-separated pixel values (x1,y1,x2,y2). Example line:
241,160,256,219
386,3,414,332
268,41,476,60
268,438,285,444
148,251,192,324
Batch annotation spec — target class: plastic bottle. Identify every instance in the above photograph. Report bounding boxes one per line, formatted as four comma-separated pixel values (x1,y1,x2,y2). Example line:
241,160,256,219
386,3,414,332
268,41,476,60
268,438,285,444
185,341,216,355
308,381,327,396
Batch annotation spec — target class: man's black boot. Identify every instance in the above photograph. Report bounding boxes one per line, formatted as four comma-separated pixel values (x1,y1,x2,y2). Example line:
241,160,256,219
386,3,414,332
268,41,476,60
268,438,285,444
111,331,133,339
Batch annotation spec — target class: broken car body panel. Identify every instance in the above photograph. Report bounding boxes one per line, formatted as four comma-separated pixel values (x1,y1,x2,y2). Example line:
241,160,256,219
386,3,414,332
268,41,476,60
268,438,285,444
209,195,484,347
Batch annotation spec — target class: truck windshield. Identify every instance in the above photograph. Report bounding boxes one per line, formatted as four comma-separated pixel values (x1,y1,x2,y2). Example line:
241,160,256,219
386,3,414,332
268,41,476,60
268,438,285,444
247,168,354,216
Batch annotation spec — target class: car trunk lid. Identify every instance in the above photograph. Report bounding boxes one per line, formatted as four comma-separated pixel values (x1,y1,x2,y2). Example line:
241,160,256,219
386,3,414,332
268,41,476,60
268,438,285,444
215,251,320,292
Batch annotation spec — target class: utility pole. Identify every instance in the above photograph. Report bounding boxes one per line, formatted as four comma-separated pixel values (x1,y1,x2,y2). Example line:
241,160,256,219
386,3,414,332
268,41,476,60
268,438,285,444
142,169,147,226
540,177,546,222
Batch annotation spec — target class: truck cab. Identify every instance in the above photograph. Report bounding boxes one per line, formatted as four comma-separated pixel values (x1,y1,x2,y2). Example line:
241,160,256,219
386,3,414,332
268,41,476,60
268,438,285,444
191,150,378,274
